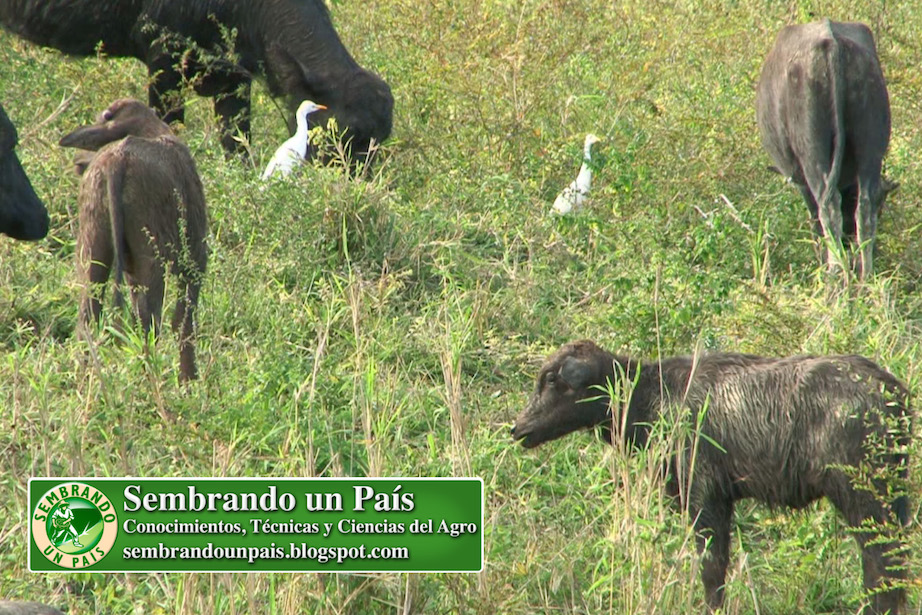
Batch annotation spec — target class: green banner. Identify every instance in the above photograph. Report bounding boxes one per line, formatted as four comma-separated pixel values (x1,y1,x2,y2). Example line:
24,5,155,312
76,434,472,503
29,478,482,572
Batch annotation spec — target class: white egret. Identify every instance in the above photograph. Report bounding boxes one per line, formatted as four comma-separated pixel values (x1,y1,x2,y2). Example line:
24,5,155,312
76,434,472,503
261,100,328,180
552,133,602,214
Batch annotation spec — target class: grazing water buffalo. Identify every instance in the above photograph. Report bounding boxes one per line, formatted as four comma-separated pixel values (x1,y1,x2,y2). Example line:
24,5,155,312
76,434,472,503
513,340,910,614
1,0,393,166
756,19,894,278
60,99,208,382
0,103,48,240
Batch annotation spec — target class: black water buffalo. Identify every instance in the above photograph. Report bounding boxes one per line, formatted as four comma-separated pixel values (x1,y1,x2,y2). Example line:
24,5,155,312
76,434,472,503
513,340,910,614
0,0,393,166
756,19,893,278
0,102,48,240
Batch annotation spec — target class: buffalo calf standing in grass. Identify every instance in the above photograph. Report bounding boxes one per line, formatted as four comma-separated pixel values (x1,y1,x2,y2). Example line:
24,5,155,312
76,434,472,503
756,19,895,278
512,340,911,614
60,99,208,383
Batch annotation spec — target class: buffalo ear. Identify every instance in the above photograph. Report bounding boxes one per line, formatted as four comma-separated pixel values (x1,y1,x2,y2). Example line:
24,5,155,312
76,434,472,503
72,149,96,176
559,356,594,389
59,124,125,151
266,43,333,99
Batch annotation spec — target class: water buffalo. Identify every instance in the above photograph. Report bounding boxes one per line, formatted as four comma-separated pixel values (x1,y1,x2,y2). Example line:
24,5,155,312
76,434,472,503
0,601,64,615
513,340,910,614
60,99,208,382
0,103,48,240
1,0,393,166
756,19,893,278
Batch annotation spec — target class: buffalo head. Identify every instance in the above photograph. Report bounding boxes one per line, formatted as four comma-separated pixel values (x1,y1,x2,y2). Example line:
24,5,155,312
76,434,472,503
0,104,48,241
512,340,617,448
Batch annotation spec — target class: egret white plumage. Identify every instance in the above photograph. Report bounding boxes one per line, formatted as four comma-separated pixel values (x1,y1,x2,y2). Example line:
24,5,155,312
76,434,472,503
261,100,328,180
552,133,602,214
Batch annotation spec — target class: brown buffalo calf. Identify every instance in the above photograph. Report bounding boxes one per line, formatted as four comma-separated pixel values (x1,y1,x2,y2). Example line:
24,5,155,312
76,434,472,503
61,99,208,382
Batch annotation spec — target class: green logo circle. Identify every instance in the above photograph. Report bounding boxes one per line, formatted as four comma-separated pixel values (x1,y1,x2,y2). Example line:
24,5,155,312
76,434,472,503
32,482,118,569
45,497,104,555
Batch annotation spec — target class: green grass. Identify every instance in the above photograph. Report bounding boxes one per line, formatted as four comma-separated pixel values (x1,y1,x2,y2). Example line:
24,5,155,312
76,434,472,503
2,0,921,612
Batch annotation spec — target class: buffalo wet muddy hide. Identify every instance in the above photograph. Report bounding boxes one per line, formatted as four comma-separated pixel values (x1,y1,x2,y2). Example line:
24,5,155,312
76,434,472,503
513,339,911,614
0,602,65,615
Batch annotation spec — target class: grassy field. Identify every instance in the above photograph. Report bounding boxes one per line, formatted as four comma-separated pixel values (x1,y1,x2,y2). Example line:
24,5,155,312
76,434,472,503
1,0,921,612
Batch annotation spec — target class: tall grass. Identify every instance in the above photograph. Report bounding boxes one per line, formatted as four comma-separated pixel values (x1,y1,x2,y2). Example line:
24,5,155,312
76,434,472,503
1,0,921,612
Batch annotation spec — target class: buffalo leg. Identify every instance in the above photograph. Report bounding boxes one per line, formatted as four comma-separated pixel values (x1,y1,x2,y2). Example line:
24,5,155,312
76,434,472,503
794,113,846,273
692,498,734,610
798,183,825,237
78,247,113,328
209,79,251,157
128,256,165,338
797,184,829,265
147,51,185,125
79,261,111,325
827,488,906,614
807,177,845,273
855,176,880,280
171,277,200,382
191,65,251,157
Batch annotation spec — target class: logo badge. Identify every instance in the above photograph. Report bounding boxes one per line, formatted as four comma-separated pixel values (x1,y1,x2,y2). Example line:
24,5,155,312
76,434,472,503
32,482,118,569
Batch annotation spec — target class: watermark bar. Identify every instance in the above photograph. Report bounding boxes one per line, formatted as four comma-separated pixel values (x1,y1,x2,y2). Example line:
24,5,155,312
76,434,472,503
29,477,483,573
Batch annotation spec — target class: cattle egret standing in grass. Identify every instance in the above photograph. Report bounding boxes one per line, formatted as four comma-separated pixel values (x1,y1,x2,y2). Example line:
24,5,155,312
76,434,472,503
261,100,327,180
552,133,602,214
